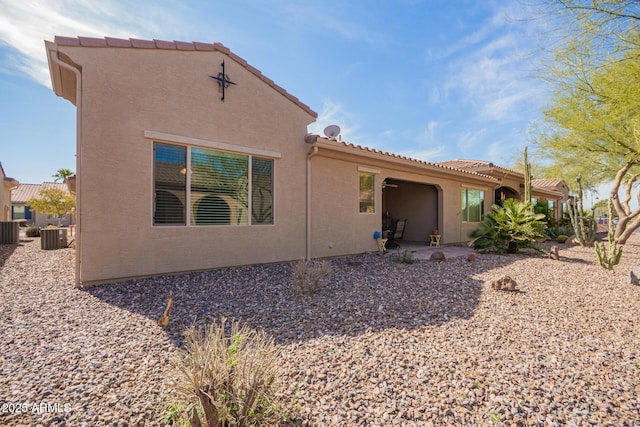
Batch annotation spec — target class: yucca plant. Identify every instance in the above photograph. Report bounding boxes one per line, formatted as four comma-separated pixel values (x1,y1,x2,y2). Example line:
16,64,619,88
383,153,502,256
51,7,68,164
470,199,547,253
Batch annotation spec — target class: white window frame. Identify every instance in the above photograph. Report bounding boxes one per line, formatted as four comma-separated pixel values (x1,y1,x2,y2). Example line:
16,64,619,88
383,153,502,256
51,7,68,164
149,132,279,227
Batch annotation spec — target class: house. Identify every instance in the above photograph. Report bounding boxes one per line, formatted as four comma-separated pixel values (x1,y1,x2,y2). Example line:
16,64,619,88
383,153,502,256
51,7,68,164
437,160,569,220
46,36,567,286
1,163,19,221
11,182,74,227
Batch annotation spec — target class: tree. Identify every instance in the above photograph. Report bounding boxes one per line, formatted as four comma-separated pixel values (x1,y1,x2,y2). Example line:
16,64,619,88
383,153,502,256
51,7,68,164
535,0,640,244
52,168,74,183
27,188,76,227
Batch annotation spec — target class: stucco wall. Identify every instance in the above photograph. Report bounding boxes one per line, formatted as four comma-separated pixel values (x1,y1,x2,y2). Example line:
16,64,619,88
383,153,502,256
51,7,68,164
58,45,315,284
309,150,495,258
1,181,11,222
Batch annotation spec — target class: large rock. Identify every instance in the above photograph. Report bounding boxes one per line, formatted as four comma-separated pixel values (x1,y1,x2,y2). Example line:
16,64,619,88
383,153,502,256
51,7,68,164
430,251,446,261
629,267,640,285
489,275,518,291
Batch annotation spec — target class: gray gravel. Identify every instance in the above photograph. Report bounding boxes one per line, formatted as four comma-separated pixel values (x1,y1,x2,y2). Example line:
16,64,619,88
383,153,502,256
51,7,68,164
1,236,639,426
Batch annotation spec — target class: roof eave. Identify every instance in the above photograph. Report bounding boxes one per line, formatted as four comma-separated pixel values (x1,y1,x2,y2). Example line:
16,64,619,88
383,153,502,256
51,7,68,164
314,139,499,184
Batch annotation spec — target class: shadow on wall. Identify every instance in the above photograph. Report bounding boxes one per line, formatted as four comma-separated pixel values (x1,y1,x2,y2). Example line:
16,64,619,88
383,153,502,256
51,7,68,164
85,250,530,348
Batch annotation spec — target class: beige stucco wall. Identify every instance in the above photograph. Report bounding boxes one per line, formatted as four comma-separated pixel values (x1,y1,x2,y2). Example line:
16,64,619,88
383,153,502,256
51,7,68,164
1,178,12,222
55,45,315,284
309,149,495,258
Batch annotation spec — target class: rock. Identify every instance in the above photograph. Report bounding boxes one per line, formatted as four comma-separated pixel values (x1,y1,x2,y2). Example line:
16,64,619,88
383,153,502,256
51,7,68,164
629,267,640,285
566,235,577,246
430,251,446,261
490,275,518,291
549,246,560,261
466,253,477,262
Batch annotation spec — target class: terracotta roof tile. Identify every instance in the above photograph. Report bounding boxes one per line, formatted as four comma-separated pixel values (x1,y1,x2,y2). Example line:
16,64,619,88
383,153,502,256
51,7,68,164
322,139,498,182
52,36,317,118
532,178,565,188
105,37,132,47
193,41,215,51
130,38,157,48
78,36,107,47
152,39,177,49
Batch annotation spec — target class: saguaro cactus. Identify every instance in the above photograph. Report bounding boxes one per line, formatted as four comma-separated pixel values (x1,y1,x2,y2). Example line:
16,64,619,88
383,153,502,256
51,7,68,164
523,146,532,206
594,198,623,270
567,176,597,247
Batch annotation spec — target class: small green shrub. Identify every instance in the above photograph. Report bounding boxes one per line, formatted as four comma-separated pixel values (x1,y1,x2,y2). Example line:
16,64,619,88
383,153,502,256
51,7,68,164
173,318,284,427
25,226,40,237
291,259,332,297
395,249,416,264
557,234,569,243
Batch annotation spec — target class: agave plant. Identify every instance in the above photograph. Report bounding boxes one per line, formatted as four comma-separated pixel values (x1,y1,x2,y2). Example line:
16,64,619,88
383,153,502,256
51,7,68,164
470,199,547,253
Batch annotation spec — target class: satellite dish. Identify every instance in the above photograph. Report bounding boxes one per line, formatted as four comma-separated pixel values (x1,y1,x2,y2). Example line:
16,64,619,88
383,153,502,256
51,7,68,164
323,125,341,139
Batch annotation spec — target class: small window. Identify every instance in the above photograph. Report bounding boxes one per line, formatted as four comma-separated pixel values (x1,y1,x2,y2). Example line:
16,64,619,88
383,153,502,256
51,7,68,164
12,205,25,220
462,188,484,222
359,173,375,213
154,143,186,225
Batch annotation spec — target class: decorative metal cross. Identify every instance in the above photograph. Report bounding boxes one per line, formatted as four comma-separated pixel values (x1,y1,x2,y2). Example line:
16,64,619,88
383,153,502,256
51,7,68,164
209,61,236,101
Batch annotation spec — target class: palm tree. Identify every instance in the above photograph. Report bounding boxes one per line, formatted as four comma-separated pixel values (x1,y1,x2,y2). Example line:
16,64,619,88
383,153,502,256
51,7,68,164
52,168,74,183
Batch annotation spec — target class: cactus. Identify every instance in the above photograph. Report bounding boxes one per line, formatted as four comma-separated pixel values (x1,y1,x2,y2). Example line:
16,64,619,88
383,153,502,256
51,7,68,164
523,146,532,206
594,198,623,270
567,176,597,247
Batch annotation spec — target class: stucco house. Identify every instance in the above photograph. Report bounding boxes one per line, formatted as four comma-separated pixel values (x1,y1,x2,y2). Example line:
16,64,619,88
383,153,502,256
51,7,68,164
1,163,19,221
11,182,74,227
46,36,567,286
437,160,569,220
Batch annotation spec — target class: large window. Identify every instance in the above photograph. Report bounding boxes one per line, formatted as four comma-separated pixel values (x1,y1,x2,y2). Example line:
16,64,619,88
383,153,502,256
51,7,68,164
153,142,274,226
462,188,484,222
359,173,375,213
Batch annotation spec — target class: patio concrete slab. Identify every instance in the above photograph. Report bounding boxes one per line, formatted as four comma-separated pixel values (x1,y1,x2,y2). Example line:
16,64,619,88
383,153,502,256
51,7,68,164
407,245,475,260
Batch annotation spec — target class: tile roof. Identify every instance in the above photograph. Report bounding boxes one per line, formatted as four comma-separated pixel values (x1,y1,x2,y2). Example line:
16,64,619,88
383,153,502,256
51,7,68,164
52,36,317,118
11,182,69,204
316,139,499,182
532,178,565,189
436,159,523,177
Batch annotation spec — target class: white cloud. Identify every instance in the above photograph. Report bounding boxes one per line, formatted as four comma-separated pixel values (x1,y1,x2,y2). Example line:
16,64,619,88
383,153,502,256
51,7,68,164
398,145,449,162
307,98,361,142
440,5,545,124
0,0,185,86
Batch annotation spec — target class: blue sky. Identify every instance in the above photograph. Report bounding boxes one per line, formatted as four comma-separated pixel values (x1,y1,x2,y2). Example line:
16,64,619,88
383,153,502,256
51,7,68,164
0,0,552,184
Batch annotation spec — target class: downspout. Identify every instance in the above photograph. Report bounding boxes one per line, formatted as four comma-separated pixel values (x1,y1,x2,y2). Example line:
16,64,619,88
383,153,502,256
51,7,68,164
49,48,83,287
306,143,318,260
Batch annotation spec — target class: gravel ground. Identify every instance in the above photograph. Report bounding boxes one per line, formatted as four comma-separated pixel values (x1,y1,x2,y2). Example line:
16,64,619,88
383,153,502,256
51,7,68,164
1,236,639,426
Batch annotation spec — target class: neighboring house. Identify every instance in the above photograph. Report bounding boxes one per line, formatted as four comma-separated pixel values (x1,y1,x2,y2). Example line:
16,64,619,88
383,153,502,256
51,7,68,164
1,163,19,221
46,36,567,286
11,182,74,227
437,160,570,220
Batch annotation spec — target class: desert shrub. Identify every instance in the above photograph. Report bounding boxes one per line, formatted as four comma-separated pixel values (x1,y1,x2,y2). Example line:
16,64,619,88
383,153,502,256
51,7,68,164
470,199,546,253
25,226,40,237
173,318,284,427
395,249,416,264
557,234,569,244
291,259,331,296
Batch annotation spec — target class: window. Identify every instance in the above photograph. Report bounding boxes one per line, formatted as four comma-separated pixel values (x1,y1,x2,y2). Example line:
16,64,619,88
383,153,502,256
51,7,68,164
12,206,25,220
154,144,187,225
462,188,484,222
359,173,375,213
153,142,274,226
